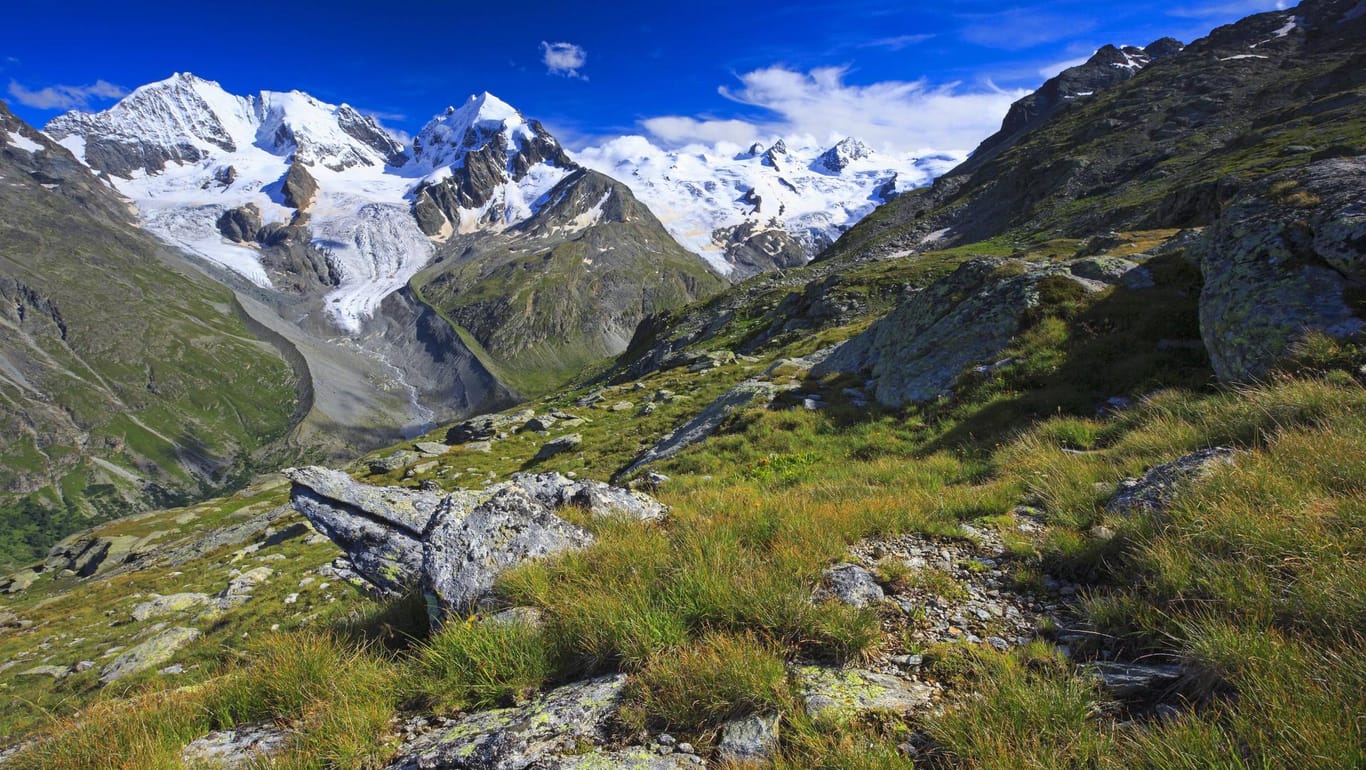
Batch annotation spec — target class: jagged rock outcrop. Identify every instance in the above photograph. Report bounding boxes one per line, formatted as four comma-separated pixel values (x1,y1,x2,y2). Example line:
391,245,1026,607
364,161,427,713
813,259,1100,406
1197,158,1366,381
280,159,318,210
286,467,665,617
216,203,263,242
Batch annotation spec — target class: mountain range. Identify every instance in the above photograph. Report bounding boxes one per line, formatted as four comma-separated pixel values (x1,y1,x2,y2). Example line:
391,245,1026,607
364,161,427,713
0,1,1363,765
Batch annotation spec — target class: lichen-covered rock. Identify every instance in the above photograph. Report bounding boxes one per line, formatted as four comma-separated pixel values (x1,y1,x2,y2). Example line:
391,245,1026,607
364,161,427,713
795,666,933,724
1106,447,1237,517
100,626,199,684
1199,158,1366,382
414,441,451,457
535,434,582,462
131,592,209,622
423,487,592,617
391,675,627,770
619,379,789,478
369,450,422,474
1069,255,1141,285
717,712,780,765
182,723,287,769
286,466,445,594
1,568,38,593
813,259,1100,406
289,468,663,621
814,563,885,608
509,472,667,522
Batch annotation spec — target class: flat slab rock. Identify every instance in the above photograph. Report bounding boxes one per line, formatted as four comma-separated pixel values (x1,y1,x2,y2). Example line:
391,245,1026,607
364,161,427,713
795,666,933,723
389,675,628,770
100,626,199,684
182,723,288,769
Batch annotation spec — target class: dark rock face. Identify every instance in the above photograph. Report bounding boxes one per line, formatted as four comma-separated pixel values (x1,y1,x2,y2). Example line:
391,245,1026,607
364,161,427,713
713,221,810,278
813,259,1099,406
1198,158,1366,381
972,42,1174,164
216,203,263,242
280,160,318,210
335,104,408,167
410,119,574,234
286,467,665,617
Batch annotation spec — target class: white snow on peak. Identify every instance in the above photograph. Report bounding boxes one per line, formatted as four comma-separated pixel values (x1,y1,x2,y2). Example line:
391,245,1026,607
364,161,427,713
3,128,44,154
410,91,539,172
577,134,960,274
46,77,566,332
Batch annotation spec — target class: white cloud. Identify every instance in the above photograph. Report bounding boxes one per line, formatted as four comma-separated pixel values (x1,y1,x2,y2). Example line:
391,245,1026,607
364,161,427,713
639,116,760,146
540,41,587,79
861,33,936,50
7,79,126,110
635,66,1024,154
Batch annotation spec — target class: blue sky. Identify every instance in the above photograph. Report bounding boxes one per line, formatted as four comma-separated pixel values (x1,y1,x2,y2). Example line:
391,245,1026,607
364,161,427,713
1,0,1288,152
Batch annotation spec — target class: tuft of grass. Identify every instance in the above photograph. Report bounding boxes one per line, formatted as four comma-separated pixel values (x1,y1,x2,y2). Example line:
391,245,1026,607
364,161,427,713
623,631,789,734
412,618,556,711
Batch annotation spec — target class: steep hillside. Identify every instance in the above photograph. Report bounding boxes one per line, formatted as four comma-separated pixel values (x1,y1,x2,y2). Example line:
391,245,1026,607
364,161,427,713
0,102,298,569
414,169,724,395
821,0,1365,258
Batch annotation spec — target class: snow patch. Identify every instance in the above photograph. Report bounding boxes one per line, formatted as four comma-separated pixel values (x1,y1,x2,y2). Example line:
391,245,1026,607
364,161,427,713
3,129,44,154
1219,54,1270,61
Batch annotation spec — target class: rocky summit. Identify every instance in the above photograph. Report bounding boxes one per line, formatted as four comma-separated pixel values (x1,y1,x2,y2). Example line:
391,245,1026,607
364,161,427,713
0,1,1363,768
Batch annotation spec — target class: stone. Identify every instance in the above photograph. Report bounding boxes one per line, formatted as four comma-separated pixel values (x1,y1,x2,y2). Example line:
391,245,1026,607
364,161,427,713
619,379,789,478
1106,447,1237,517
131,592,209,622
813,259,1100,406
535,434,582,462
1198,158,1366,382
281,159,318,210
370,450,422,474
509,472,668,522
18,665,70,679
717,712,780,765
391,675,627,770
796,667,933,724
1087,661,1186,698
424,488,592,618
215,203,262,243
1069,256,1141,285
182,723,288,769
814,563,885,608
549,750,703,769
100,626,200,684
286,466,446,594
465,441,493,453
1,568,37,593
521,416,557,433
415,442,451,457
610,401,635,412
482,606,545,629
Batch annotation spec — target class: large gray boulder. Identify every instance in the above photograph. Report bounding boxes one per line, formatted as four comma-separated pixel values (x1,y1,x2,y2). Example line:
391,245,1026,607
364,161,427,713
1198,158,1366,382
423,487,592,618
813,259,1099,407
287,467,665,620
100,626,200,684
285,466,447,594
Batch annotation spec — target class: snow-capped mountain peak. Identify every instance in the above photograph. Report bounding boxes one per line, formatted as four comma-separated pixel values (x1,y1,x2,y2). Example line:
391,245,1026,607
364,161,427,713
817,137,875,173
577,135,961,277
255,90,406,170
410,91,540,170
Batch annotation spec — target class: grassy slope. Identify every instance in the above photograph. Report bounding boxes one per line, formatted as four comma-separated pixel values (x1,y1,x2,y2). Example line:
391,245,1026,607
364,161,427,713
0,129,298,570
7,227,1360,768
